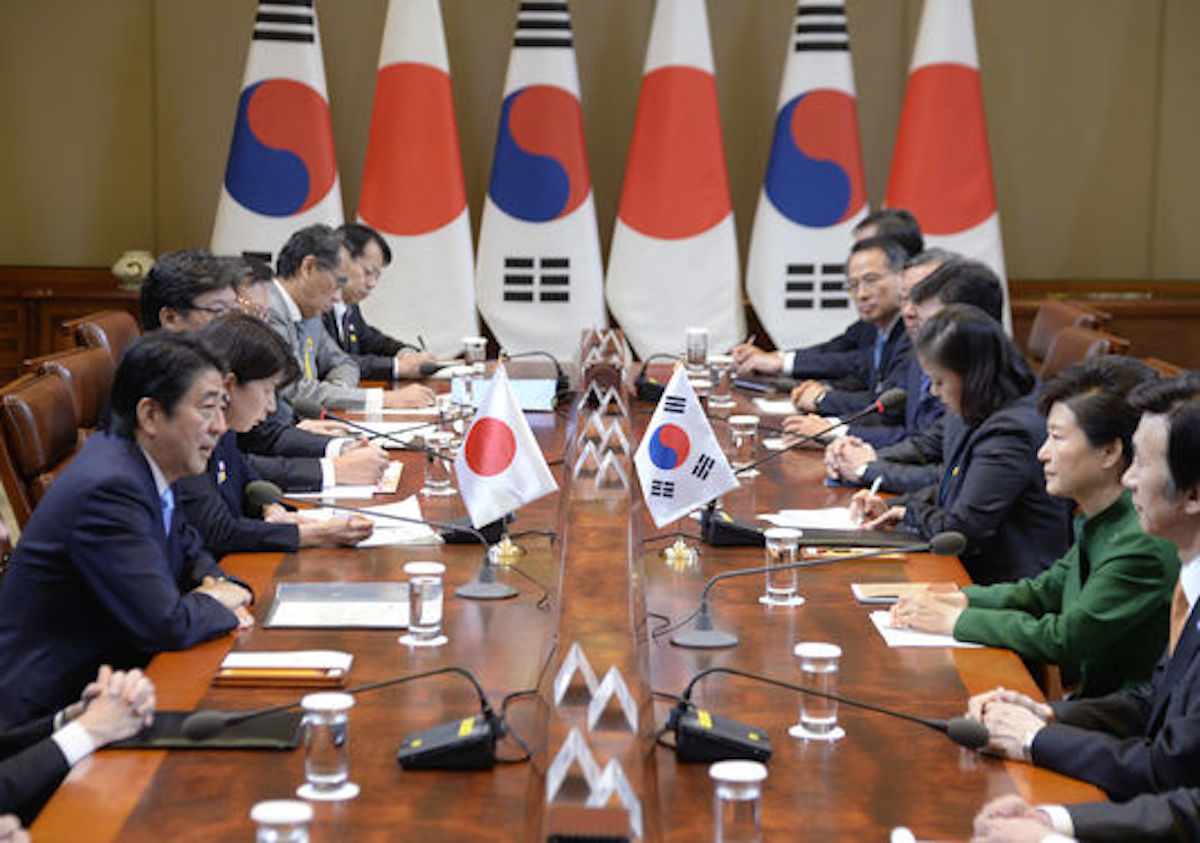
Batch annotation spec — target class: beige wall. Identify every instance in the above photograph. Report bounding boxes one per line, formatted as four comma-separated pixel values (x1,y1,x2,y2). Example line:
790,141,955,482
0,0,1195,281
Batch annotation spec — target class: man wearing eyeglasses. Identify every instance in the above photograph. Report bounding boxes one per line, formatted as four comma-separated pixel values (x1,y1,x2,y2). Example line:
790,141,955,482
266,224,434,416
140,249,238,332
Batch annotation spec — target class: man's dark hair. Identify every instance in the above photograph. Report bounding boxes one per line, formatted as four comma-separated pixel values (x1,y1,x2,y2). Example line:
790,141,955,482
904,247,955,271
108,331,226,438
910,259,1004,322
854,208,924,256
916,304,1035,426
276,224,345,279
1037,356,1157,470
338,223,392,265
1128,373,1200,493
200,313,299,388
140,249,231,330
849,235,909,274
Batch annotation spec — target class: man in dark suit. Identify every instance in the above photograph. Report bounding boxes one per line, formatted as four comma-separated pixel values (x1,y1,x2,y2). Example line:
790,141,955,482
964,376,1200,838
0,333,252,727
324,224,436,382
1,666,154,825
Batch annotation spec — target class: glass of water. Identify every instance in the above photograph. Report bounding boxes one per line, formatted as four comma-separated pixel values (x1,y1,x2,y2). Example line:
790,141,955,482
400,561,447,648
686,326,710,375
789,642,844,741
709,354,736,408
463,335,487,375
421,431,456,497
297,692,359,801
728,414,760,477
760,527,804,607
251,799,312,843
709,759,767,843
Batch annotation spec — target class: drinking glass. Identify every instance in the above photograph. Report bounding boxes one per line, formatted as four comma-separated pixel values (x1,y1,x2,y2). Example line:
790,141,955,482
421,431,456,497
251,800,312,843
728,414,760,478
760,527,804,607
709,354,736,408
297,692,359,801
399,561,447,648
710,759,767,843
789,642,844,741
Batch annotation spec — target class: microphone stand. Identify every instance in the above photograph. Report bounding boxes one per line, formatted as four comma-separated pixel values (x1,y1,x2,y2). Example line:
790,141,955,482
670,534,961,648
254,482,519,600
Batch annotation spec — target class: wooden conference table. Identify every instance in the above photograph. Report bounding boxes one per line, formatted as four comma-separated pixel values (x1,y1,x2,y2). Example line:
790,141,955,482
33,371,1102,840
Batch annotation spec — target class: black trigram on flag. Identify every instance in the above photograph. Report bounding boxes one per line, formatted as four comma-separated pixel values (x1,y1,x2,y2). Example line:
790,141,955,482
503,256,571,303
691,454,716,481
253,0,316,43
663,395,686,414
650,479,676,499
515,1,572,49
793,3,849,53
784,262,850,311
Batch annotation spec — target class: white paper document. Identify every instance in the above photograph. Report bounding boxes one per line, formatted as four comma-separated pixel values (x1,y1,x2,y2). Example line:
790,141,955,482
221,650,354,670
265,582,410,629
869,611,982,648
355,495,441,547
760,507,859,531
752,397,797,416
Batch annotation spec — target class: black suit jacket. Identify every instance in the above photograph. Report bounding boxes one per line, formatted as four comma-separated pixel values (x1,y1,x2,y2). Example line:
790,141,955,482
787,319,877,382
850,351,945,449
900,393,1073,584
322,304,414,382
0,433,239,727
0,714,68,824
238,416,330,492
814,319,911,419
1068,787,1200,841
176,431,300,558
1033,600,1200,801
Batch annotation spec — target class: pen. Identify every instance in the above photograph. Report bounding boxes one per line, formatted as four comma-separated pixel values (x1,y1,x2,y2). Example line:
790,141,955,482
418,335,428,351
868,476,883,497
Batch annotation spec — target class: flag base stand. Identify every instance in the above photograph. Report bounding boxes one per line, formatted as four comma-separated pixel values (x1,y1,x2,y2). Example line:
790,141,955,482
660,538,699,570
487,535,525,568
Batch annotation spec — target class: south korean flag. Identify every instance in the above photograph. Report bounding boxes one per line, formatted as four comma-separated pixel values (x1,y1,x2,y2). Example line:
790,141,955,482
634,367,739,528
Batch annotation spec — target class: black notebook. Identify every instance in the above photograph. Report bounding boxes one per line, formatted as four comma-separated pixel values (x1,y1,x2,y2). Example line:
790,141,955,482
109,710,303,751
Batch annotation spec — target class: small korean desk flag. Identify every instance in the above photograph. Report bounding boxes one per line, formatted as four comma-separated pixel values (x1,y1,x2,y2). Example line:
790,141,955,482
211,0,343,263
634,368,738,528
455,365,558,528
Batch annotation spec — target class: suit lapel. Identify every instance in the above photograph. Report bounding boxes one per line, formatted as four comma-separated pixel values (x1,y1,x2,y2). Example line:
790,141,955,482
1148,600,1200,732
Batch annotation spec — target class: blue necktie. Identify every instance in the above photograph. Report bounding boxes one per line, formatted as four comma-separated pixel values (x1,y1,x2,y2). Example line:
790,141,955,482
160,486,174,536
872,329,887,377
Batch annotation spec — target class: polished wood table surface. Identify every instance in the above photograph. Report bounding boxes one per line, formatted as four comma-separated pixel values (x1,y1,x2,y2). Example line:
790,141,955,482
32,381,1102,841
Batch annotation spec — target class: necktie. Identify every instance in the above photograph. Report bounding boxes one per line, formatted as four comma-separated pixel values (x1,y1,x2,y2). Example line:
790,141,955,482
342,309,354,349
872,329,887,383
298,323,314,380
160,486,175,536
1169,579,1189,655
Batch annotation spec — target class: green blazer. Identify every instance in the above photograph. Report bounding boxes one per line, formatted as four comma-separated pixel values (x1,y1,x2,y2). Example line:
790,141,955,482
954,490,1179,699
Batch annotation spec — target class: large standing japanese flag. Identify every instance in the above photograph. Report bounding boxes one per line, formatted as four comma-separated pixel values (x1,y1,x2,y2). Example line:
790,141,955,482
885,0,1009,326
745,1,867,350
475,1,605,360
634,368,738,528
605,0,744,359
357,0,477,358
455,366,558,528
211,0,343,263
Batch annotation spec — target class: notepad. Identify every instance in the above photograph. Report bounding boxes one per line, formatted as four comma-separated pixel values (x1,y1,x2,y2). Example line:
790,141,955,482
214,650,353,688
265,582,410,629
869,611,981,648
752,397,796,416
851,582,935,604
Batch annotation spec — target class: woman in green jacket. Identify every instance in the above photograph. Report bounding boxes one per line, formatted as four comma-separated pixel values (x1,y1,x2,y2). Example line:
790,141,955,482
890,356,1179,698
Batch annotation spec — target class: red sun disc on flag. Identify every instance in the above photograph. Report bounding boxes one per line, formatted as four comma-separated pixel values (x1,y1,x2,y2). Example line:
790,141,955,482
464,417,517,477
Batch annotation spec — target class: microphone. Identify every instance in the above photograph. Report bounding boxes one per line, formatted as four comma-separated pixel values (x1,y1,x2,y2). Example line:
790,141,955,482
417,359,465,377
181,666,506,769
734,387,906,476
245,481,517,600
501,350,570,398
292,396,453,457
670,532,967,648
634,353,682,403
667,665,989,763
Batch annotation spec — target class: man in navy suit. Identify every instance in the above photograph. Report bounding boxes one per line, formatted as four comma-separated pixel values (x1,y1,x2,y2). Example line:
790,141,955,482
1,666,154,825
964,375,1200,839
0,333,253,728
324,223,436,382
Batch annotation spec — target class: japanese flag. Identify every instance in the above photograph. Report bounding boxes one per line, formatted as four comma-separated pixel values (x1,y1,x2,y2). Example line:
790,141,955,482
455,365,558,528
634,368,738,528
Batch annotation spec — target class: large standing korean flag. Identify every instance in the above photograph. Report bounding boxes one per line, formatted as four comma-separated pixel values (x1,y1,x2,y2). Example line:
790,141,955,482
475,1,605,360
745,1,867,349
212,0,343,263
455,366,558,529
885,0,1009,325
605,0,744,359
634,368,738,528
357,0,478,359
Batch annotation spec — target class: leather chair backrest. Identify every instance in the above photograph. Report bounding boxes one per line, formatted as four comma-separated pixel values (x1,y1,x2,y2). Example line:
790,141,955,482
34,346,115,430
63,310,140,361
1027,300,1107,364
1040,326,1132,381
0,371,81,526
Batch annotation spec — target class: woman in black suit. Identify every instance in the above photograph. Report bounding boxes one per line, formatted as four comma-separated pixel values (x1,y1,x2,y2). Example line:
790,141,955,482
176,313,372,556
851,305,1072,584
